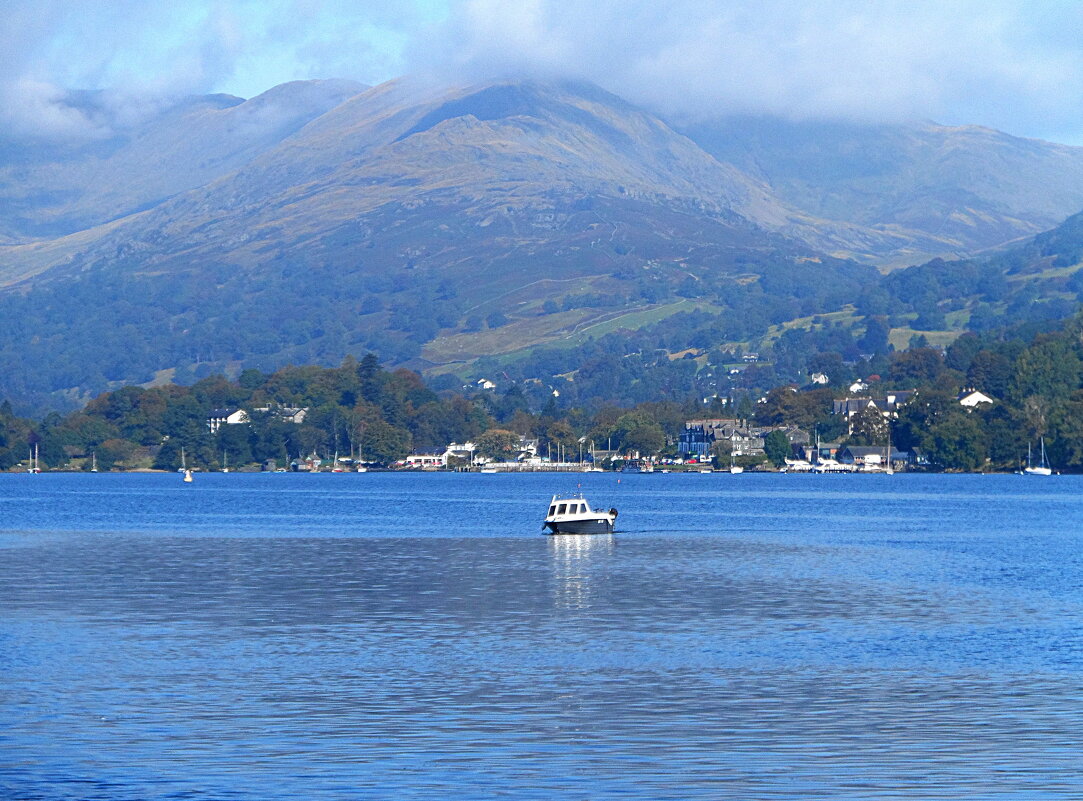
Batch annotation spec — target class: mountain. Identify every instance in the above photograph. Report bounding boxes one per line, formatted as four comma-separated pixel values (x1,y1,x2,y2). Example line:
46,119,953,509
0,78,875,408
680,116,1083,267
2,76,1083,411
0,78,815,285
874,206,1083,339
0,79,366,242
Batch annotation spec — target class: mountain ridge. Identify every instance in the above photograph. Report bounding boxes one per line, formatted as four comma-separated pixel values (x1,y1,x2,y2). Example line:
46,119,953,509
2,76,1083,410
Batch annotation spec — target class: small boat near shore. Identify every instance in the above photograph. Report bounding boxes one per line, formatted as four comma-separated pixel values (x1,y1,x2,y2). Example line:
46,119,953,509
544,494,618,534
1024,438,1052,476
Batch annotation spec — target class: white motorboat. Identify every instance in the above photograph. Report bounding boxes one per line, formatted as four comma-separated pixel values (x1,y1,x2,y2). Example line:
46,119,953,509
813,459,852,473
544,494,618,534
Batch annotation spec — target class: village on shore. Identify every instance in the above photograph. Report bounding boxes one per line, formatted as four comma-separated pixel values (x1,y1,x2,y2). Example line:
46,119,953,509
4,310,1083,476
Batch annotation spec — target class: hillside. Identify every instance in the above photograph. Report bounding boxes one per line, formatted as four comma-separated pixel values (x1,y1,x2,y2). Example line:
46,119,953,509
0,79,876,409
874,208,1083,338
0,79,366,242
680,116,1083,267
2,77,1083,411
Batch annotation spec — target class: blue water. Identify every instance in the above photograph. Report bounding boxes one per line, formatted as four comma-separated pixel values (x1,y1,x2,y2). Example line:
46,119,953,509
2,472,1083,799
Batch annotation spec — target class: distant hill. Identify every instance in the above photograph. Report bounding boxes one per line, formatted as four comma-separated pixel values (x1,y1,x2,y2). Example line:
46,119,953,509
680,116,1083,267
0,78,878,409
0,79,366,242
1,76,1082,411
876,207,1083,335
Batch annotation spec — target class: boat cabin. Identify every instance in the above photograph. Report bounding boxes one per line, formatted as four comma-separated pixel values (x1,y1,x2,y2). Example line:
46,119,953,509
544,493,617,535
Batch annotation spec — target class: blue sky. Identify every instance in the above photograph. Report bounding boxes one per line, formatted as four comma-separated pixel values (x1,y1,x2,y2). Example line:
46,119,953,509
5,0,1083,144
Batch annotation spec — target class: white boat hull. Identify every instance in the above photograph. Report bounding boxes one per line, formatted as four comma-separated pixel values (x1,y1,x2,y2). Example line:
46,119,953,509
545,517,615,535
544,493,617,535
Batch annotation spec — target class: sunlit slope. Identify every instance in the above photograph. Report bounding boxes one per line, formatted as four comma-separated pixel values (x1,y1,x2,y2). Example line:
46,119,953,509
682,116,1083,267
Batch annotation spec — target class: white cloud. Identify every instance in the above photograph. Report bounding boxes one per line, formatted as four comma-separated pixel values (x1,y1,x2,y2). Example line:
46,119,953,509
3,0,1083,142
413,0,1083,141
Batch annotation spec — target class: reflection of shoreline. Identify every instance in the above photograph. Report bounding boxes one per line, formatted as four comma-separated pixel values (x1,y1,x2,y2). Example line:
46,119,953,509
549,533,614,610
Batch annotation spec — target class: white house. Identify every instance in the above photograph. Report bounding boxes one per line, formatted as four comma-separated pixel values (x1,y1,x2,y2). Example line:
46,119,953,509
402,451,447,469
443,442,478,464
207,408,250,433
958,390,995,408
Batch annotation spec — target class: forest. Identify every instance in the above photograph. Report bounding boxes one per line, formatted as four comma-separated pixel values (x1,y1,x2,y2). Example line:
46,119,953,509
3,309,1083,473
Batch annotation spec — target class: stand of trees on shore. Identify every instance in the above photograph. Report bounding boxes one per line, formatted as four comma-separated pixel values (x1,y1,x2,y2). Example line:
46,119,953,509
3,313,1083,473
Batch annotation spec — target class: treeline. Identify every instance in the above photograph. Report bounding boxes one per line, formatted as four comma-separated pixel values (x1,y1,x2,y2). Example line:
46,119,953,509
4,311,1083,472
754,314,1083,472
0,353,698,472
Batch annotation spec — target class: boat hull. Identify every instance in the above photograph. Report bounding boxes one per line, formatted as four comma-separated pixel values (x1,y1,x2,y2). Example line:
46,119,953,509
546,518,615,535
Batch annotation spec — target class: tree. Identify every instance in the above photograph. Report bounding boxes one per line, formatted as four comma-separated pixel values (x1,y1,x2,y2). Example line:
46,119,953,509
945,332,982,373
925,412,987,471
621,421,664,457
889,348,945,386
540,420,576,456
755,386,831,430
735,395,754,422
475,428,521,461
763,430,791,467
361,420,411,465
858,316,890,354
611,412,664,456
709,438,732,468
216,422,254,467
97,438,135,471
238,368,266,390
1009,338,1082,407
967,350,1011,398
848,406,888,445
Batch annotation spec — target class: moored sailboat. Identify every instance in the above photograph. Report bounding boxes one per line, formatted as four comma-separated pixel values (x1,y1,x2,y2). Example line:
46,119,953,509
1024,438,1052,476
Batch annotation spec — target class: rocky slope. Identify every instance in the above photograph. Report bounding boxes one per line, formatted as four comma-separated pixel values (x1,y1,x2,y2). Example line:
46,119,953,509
680,115,1083,266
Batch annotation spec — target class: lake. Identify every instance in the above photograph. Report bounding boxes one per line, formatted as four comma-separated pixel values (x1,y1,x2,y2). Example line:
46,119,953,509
2,472,1082,799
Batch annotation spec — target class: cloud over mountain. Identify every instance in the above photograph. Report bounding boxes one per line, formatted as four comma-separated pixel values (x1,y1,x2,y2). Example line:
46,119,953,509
418,1,1083,141
3,1,1083,143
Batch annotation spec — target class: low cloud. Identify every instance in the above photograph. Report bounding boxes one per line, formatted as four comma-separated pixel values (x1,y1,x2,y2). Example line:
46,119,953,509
413,0,1083,142
4,0,1083,143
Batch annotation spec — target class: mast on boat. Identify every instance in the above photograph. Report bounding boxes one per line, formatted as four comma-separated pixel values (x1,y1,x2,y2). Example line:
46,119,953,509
886,419,894,475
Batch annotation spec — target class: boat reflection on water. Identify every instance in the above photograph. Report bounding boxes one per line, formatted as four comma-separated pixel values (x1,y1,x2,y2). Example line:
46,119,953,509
548,533,614,610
